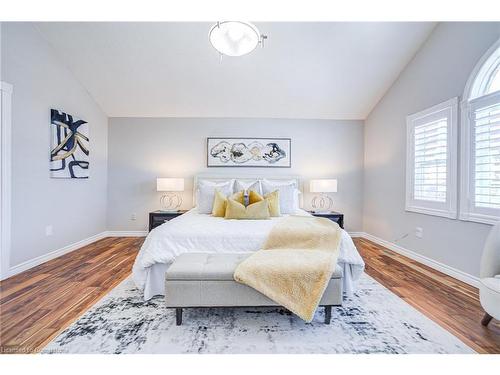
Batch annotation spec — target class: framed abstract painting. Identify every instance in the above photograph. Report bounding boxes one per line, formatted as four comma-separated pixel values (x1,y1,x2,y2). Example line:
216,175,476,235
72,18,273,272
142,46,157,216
50,109,89,178
207,137,291,168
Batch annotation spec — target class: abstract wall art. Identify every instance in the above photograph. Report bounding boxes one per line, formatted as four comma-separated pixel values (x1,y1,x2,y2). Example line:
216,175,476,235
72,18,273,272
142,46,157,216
50,109,89,178
207,137,291,168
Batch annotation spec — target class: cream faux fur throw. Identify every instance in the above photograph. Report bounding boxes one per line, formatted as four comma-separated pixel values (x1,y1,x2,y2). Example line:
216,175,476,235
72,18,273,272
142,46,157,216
233,215,342,322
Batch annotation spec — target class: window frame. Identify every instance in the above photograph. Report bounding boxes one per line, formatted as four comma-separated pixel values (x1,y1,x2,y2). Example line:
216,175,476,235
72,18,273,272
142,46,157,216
460,38,500,225
460,90,500,224
405,97,458,219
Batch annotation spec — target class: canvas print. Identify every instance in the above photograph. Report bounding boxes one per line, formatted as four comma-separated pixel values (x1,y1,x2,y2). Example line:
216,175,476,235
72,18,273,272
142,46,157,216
207,137,291,167
50,109,89,178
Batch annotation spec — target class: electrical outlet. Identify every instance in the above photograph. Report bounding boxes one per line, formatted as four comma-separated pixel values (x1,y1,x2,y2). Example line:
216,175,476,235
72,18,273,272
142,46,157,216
45,225,53,236
415,227,423,239
131,213,137,221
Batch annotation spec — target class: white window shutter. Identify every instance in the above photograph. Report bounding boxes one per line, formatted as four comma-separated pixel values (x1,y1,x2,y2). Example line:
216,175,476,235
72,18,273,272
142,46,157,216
406,98,458,219
413,118,448,203
468,93,500,218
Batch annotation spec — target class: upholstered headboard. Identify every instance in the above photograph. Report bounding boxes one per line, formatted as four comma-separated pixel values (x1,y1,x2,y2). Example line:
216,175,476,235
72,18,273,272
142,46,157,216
192,173,303,206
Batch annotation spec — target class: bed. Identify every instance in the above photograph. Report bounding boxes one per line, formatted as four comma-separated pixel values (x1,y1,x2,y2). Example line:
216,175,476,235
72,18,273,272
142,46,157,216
132,176,365,301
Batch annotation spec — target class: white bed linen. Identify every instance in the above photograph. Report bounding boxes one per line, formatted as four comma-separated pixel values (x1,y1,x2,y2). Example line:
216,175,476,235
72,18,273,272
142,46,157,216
133,208,365,300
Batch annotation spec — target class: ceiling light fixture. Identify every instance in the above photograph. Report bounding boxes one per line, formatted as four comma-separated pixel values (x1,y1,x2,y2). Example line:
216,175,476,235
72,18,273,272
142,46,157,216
209,21,267,57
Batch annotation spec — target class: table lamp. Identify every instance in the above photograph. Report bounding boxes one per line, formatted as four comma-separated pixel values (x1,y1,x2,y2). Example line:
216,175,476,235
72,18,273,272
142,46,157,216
310,179,338,213
157,178,184,211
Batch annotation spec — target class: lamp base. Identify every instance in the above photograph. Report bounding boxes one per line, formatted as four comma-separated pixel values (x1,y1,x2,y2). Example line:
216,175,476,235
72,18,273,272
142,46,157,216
311,210,334,214
160,192,182,211
311,194,333,212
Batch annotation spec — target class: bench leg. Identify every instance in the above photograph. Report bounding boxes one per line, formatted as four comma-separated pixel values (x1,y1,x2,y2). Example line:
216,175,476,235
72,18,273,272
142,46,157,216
176,308,183,326
481,312,493,326
324,306,332,324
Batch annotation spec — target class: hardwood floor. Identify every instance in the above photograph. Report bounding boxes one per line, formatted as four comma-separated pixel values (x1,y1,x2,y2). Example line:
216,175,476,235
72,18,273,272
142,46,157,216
0,237,144,354
0,236,498,353
356,238,500,354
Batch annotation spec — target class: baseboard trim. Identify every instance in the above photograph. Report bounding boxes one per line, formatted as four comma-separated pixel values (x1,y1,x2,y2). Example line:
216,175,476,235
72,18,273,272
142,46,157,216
105,231,148,237
5,231,108,280
357,232,480,288
347,231,364,238
3,229,480,289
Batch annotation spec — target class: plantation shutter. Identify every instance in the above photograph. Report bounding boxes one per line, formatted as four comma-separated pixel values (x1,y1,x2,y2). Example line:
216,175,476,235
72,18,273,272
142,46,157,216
472,94,500,210
406,98,457,219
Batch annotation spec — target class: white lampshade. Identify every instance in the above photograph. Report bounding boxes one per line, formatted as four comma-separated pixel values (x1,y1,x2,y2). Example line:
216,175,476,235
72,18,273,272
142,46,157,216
209,21,261,57
310,179,338,193
157,178,184,192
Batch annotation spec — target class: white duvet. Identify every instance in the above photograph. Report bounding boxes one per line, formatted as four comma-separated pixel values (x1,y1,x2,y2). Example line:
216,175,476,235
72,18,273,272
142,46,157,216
133,208,365,300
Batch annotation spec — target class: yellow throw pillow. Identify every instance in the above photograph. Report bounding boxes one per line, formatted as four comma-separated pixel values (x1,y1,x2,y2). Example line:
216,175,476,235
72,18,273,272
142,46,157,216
231,190,245,205
212,190,244,217
248,190,280,217
224,198,270,220
248,190,263,205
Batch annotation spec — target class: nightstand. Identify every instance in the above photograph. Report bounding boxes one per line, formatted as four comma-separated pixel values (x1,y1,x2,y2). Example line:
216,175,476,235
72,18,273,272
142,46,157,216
308,211,344,229
149,210,188,231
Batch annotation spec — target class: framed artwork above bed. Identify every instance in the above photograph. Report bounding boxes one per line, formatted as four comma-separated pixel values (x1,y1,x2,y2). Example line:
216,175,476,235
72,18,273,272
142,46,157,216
207,137,291,168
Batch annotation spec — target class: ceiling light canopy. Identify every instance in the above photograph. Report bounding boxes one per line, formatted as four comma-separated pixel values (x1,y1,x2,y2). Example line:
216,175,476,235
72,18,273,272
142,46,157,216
209,21,267,57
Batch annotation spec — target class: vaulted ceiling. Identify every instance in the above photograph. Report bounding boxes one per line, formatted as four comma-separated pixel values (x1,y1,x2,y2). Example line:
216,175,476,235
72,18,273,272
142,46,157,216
36,22,436,119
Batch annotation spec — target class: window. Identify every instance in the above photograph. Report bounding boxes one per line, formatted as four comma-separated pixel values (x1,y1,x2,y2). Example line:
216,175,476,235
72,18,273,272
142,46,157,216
486,65,500,94
461,39,500,224
406,98,458,218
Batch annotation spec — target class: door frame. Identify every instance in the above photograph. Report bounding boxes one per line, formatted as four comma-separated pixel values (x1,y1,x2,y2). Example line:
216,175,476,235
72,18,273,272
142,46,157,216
1,81,13,280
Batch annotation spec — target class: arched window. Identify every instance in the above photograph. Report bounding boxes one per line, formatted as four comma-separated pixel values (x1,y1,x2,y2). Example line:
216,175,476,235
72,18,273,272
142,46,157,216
486,67,500,94
460,39,500,224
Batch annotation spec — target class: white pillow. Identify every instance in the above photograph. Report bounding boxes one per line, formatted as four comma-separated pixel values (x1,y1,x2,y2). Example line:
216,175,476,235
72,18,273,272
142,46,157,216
196,180,234,214
261,179,297,214
235,180,262,195
294,188,301,211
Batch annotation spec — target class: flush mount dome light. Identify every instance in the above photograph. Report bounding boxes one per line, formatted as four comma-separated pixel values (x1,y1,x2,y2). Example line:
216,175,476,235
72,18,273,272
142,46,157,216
209,21,267,57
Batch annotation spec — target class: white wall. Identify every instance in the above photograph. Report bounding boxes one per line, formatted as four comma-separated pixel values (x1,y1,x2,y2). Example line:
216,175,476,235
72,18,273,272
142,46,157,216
107,118,364,232
363,22,500,277
1,23,108,268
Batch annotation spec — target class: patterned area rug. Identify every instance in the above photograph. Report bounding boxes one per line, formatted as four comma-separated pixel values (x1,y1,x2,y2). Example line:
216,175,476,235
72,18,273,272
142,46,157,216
43,274,474,354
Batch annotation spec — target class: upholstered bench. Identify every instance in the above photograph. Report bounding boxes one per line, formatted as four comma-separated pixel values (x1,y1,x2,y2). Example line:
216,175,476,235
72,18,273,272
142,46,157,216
165,253,343,325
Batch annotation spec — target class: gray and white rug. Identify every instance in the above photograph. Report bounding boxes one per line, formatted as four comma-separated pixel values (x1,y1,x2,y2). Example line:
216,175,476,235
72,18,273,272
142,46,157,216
43,274,474,354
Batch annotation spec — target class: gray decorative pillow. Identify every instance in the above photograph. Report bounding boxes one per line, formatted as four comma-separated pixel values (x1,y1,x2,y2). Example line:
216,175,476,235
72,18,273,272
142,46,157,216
196,180,234,214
